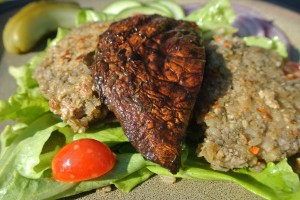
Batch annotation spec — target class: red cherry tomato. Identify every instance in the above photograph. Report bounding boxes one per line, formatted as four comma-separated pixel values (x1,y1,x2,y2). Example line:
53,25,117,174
52,139,116,182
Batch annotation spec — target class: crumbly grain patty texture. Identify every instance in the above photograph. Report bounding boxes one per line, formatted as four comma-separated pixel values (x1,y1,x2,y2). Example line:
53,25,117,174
195,37,300,171
34,22,111,132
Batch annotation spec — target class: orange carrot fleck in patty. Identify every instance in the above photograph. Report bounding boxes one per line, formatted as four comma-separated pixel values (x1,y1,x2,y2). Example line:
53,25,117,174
213,36,222,42
249,146,260,155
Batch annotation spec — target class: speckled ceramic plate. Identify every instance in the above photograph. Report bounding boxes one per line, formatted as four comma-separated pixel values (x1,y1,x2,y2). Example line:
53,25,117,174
0,1,299,199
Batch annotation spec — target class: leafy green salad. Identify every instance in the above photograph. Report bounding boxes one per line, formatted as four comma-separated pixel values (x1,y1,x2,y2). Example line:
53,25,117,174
0,0,298,199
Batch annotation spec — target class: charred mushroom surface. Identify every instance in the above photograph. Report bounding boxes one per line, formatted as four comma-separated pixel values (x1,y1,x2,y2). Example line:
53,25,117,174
93,15,205,173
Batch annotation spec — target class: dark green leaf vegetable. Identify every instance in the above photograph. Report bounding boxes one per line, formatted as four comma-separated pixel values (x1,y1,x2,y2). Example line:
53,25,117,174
0,0,298,200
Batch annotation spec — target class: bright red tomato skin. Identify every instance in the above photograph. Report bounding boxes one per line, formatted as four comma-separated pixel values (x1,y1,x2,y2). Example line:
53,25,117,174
52,139,116,182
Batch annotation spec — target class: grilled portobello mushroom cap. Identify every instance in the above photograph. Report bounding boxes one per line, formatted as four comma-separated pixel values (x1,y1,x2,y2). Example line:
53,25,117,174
93,15,205,173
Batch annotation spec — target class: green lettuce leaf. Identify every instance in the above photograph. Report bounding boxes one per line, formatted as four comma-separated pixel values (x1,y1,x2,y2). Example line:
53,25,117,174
114,167,154,192
56,153,146,199
185,0,237,37
0,114,64,197
73,126,128,147
5,154,146,200
147,156,300,200
0,89,49,124
0,172,76,200
0,122,27,156
0,51,49,124
0,28,69,124
0,112,148,200
76,9,114,25
47,27,70,47
236,160,300,199
244,36,288,58
0,114,64,173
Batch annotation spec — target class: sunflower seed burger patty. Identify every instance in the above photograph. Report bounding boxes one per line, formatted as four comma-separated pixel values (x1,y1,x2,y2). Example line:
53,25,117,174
34,22,111,132
195,36,300,171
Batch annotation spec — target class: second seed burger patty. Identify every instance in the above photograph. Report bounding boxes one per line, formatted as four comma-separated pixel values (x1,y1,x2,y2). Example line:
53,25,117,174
34,22,111,132
195,37,300,171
